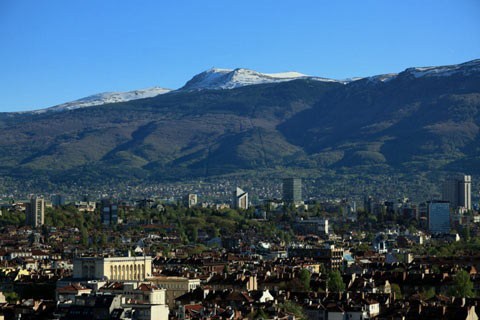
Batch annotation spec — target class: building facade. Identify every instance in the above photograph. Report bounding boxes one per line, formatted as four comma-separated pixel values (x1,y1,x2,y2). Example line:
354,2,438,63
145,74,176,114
73,255,153,281
51,194,66,207
442,175,472,210
26,197,44,228
101,199,119,225
233,187,248,209
283,178,302,204
147,276,201,308
183,194,197,208
288,245,343,270
293,218,329,236
427,200,450,234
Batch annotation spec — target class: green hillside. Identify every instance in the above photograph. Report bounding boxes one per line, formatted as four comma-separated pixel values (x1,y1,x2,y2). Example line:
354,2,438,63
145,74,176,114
1,61,479,192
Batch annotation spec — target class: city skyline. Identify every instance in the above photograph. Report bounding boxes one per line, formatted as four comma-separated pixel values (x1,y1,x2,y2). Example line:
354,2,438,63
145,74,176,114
1,1,480,318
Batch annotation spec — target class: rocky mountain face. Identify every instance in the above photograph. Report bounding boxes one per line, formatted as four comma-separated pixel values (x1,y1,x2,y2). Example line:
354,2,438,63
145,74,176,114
1,60,479,187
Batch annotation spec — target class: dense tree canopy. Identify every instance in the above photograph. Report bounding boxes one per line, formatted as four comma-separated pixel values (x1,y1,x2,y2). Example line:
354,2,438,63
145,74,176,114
327,270,345,293
452,270,474,298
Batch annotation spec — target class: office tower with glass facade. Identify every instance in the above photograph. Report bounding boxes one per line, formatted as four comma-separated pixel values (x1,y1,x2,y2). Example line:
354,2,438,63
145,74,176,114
427,200,450,234
283,178,302,204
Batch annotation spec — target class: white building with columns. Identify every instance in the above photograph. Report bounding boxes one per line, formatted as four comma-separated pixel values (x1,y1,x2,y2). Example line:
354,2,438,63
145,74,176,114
73,255,153,281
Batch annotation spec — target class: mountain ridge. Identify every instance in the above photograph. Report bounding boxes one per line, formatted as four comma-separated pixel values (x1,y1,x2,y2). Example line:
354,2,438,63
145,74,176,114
13,59,480,114
1,58,479,194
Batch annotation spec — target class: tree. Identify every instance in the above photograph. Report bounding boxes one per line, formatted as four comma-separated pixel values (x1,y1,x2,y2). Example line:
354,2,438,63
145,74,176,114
186,225,198,243
327,270,345,293
162,247,171,258
279,301,306,320
212,226,220,238
299,268,311,291
319,264,326,274
451,270,474,297
365,232,374,242
223,264,230,274
461,226,471,242
255,309,267,319
80,227,88,247
358,243,370,251
4,292,20,303
100,233,107,246
408,225,417,234
420,287,436,299
390,283,402,299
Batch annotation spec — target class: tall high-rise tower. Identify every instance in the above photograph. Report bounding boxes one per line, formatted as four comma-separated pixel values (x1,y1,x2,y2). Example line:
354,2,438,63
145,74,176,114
101,199,119,226
283,178,302,204
458,175,472,210
442,175,471,210
427,200,450,234
233,187,248,210
26,197,44,228
183,194,198,208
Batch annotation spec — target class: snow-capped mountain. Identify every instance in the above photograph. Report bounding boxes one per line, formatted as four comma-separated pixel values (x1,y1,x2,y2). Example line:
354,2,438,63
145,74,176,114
404,59,480,78
179,67,342,91
22,59,480,113
24,68,344,113
31,87,172,113
367,59,480,83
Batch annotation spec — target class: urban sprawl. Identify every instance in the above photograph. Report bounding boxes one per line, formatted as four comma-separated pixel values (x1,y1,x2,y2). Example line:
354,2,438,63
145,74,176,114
0,176,479,319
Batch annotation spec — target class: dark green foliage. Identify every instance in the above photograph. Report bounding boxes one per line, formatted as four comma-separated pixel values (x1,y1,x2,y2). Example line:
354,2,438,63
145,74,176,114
186,225,198,243
80,227,88,247
45,206,99,230
451,270,475,298
0,67,479,192
327,270,346,293
0,210,25,226
4,292,20,303
420,287,436,299
279,301,306,320
254,309,267,319
223,264,230,274
391,283,403,299
100,233,107,246
299,268,311,291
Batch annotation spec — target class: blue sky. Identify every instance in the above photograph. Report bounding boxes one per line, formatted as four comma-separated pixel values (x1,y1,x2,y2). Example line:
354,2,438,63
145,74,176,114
1,0,479,112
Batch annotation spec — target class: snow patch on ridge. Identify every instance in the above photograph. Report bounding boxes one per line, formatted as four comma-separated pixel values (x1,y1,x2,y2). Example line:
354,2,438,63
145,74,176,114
31,87,172,113
180,67,343,91
367,59,480,83
17,59,480,114
406,59,480,78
